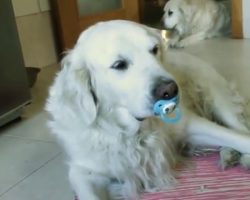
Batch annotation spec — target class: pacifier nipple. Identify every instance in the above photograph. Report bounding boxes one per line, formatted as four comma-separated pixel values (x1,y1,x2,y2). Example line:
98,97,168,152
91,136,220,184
162,102,176,114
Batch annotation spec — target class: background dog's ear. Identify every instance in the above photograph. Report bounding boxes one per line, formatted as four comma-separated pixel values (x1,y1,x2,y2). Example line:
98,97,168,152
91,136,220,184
142,25,162,40
179,0,194,19
47,50,98,126
141,25,169,59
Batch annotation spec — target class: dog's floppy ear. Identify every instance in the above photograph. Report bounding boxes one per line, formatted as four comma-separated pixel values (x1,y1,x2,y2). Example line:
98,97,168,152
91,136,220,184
47,50,98,126
179,0,194,20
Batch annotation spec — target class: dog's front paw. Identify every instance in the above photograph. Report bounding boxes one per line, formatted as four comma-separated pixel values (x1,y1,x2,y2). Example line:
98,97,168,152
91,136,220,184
179,143,218,157
171,41,185,49
219,147,241,169
240,154,250,169
168,38,183,49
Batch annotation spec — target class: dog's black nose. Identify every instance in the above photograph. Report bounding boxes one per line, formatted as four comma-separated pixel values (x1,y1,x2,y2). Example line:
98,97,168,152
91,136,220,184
152,79,178,101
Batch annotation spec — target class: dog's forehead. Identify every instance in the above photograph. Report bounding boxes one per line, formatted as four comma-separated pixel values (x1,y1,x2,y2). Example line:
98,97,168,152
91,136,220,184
81,20,151,41
164,0,180,11
76,21,158,67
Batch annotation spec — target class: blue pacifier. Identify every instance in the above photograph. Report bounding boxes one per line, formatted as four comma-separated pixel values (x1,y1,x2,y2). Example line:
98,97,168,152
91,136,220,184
153,96,181,124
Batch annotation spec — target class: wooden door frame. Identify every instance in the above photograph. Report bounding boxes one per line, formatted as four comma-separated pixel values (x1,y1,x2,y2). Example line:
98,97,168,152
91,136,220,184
50,0,139,53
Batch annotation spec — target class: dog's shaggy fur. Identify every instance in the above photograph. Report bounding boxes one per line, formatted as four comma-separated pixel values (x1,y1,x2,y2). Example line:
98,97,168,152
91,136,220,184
46,20,250,200
163,0,231,48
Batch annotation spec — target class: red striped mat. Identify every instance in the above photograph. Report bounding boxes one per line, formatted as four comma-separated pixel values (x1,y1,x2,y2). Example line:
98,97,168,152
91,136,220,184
141,153,250,200
75,153,250,200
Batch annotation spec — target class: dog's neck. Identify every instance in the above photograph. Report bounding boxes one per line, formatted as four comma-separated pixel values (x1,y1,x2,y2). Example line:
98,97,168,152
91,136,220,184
94,105,141,137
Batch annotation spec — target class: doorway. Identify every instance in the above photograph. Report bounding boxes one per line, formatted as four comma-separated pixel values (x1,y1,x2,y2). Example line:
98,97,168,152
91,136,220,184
51,0,140,52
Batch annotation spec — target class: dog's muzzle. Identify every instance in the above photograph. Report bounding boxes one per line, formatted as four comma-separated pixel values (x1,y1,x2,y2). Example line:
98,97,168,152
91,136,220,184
152,79,178,101
152,79,181,123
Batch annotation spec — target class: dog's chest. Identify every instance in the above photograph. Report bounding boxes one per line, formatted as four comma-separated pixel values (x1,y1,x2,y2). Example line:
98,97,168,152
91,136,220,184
77,123,176,180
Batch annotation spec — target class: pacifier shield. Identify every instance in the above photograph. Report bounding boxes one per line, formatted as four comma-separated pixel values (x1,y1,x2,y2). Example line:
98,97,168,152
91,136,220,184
153,97,181,124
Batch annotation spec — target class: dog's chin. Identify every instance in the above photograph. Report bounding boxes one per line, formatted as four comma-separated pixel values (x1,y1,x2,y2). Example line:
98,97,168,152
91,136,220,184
135,117,145,122
163,20,177,30
133,109,154,122
165,24,177,31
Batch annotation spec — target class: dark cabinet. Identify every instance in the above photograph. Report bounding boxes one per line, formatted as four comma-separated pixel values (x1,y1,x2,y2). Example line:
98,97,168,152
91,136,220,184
0,0,31,126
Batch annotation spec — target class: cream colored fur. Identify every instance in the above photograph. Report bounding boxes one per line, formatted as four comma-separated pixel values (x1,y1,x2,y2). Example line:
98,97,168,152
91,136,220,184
163,0,231,48
46,20,250,200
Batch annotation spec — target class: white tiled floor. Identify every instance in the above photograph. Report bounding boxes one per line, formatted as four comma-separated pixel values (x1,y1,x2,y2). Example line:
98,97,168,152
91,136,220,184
0,65,75,200
0,155,73,200
0,39,250,200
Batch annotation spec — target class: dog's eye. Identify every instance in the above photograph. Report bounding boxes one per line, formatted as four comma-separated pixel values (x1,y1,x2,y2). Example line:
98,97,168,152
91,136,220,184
150,45,159,55
111,60,128,70
168,10,173,16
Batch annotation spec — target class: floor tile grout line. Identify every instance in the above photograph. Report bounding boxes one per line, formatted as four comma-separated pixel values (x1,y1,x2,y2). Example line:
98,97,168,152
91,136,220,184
0,152,62,198
2,134,56,144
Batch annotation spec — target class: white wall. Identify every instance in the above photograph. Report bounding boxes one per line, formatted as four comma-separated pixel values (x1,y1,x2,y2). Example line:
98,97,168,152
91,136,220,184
11,0,58,68
242,0,250,38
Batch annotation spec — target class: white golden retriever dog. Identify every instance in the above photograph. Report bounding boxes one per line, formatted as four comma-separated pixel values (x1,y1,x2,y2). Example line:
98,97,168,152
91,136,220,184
46,20,250,200
163,0,231,48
